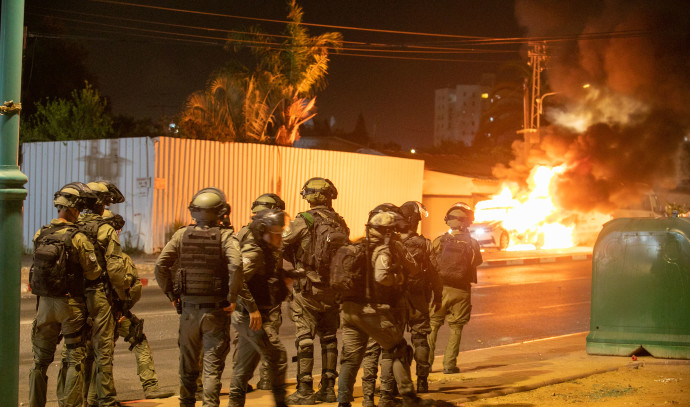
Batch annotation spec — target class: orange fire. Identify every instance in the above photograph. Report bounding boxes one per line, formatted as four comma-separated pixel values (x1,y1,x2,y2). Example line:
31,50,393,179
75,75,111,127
473,165,609,250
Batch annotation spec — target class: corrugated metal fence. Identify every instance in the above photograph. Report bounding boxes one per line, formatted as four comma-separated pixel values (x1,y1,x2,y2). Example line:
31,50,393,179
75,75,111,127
22,138,156,252
23,137,424,253
153,137,424,249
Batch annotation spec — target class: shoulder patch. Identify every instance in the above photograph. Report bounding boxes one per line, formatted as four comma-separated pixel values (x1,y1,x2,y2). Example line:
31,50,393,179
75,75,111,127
299,212,315,228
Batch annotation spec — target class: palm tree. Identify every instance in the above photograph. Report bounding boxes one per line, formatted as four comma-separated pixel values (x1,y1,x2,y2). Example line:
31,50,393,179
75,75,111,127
228,0,342,145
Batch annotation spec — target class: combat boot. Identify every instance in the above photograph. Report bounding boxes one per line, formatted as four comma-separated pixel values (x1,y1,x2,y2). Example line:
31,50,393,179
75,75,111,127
256,377,272,390
315,377,337,402
402,394,434,407
378,391,400,407
285,381,316,405
144,385,175,399
416,376,429,393
362,393,376,407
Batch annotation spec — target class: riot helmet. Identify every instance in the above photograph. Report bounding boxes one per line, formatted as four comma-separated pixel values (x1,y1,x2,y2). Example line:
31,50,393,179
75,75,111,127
368,203,406,232
300,177,338,205
188,187,230,224
366,209,401,241
53,182,95,211
251,208,289,249
444,202,474,229
400,201,428,226
251,193,286,214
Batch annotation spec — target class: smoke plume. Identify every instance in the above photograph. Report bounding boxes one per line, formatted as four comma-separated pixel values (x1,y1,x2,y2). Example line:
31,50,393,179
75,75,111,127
513,0,690,213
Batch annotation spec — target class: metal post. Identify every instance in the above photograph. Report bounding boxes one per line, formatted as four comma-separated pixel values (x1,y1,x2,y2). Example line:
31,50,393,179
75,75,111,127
0,0,28,405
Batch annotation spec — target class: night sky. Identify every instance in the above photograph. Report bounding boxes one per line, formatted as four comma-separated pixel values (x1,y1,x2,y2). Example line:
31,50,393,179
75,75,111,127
23,0,525,148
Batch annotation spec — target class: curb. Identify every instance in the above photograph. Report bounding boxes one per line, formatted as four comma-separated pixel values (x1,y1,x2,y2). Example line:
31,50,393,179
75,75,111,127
481,253,592,267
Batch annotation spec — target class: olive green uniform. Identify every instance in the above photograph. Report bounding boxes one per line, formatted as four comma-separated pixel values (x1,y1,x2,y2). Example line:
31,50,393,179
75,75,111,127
401,232,442,381
428,229,482,372
281,206,343,400
77,212,129,407
360,337,382,407
29,219,102,407
338,243,415,404
155,225,243,407
228,225,288,406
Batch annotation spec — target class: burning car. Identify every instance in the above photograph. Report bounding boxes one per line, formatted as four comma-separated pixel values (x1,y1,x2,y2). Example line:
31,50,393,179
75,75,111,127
469,219,510,250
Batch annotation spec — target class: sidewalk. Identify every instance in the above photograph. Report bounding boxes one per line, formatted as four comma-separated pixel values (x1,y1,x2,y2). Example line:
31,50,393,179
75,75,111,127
118,331,678,406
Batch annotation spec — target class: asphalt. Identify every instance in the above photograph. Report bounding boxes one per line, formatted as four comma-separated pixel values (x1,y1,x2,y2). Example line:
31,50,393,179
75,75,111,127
111,247,613,406
25,245,644,407
117,331,680,406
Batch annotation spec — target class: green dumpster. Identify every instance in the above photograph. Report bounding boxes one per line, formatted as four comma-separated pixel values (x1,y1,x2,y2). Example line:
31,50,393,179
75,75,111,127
586,217,690,359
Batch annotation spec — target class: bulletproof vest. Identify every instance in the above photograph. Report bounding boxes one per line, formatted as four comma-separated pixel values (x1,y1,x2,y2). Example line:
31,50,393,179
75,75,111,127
299,209,350,280
245,223,285,308
436,232,474,289
178,226,228,297
30,224,85,297
78,219,109,275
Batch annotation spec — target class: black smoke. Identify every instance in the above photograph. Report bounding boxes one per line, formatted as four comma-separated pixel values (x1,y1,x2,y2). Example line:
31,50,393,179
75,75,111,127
513,0,690,213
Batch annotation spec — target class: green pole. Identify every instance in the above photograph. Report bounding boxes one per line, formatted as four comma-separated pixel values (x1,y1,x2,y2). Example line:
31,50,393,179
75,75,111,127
0,0,28,405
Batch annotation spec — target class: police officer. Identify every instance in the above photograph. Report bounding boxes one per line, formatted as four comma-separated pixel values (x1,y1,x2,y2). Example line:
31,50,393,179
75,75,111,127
282,178,349,404
399,201,442,393
228,208,291,407
29,183,102,407
102,208,174,400
154,188,243,407
233,193,286,392
427,203,483,374
360,338,382,407
336,210,431,407
73,180,130,407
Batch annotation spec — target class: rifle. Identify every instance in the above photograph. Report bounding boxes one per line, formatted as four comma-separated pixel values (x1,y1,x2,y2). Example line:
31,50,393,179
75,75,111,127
122,310,146,351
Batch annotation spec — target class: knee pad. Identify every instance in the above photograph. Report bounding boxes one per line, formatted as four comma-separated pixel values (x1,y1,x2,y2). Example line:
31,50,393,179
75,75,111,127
296,335,314,358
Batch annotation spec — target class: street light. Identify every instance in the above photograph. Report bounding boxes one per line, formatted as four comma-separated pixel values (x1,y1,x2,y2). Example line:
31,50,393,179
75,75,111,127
536,92,559,130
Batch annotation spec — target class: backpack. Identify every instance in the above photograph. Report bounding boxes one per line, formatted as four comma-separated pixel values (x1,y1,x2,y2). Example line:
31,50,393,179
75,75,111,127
30,225,80,297
329,242,367,297
300,210,350,282
436,233,474,288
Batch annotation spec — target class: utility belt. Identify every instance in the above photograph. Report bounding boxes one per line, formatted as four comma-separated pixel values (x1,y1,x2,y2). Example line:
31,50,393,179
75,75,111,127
293,269,329,295
182,299,229,310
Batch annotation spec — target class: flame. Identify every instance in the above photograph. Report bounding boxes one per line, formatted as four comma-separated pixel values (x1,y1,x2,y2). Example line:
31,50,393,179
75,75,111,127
474,165,575,250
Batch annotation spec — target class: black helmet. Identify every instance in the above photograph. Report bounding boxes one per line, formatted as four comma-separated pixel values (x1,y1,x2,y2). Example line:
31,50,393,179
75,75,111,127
300,177,338,204
444,202,474,229
188,187,231,223
53,182,95,211
251,193,286,214
400,201,428,226
251,208,288,248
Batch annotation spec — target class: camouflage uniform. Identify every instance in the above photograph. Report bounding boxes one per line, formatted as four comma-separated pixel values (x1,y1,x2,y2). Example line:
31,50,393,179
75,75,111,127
29,219,102,407
155,224,243,407
228,219,289,407
428,229,482,373
282,205,345,403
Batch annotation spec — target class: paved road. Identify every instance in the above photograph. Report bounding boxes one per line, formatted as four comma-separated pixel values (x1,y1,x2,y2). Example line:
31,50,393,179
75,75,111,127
17,259,592,405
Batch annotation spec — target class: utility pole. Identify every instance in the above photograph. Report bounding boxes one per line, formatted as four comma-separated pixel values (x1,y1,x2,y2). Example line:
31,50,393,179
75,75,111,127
518,42,548,161
0,0,28,405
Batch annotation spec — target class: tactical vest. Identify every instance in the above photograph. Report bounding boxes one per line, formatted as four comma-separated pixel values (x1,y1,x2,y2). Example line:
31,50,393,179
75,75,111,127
178,226,228,297
30,224,85,297
78,219,109,278
245,223,286,308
